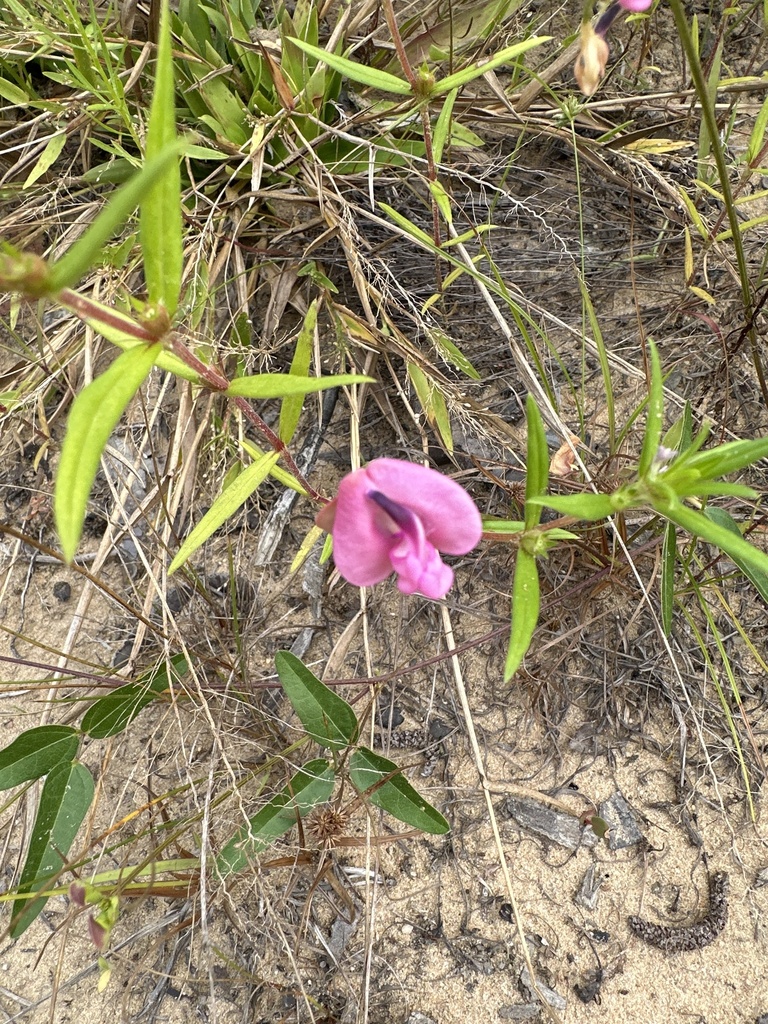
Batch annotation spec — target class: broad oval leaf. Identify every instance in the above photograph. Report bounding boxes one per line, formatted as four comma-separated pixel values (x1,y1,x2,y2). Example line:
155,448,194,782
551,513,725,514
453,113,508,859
349,747,449,835
216,758,335,876
0,726,79,790
10,761,95,937
504,548,540,681
168,451,280,573
275,651,358,750
81,654,187,738
225,372,371,399
55,343,162,563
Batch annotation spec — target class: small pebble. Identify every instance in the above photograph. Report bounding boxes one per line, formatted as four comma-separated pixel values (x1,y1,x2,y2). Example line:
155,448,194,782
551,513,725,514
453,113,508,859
52,581,71,602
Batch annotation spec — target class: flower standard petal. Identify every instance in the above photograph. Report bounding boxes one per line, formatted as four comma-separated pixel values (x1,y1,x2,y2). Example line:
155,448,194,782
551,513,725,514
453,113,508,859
362,459,482,554
326,467,398,586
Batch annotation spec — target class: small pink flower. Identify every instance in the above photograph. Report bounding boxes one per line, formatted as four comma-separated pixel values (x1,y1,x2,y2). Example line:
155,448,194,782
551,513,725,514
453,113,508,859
618,0,653,10
316,458,482,599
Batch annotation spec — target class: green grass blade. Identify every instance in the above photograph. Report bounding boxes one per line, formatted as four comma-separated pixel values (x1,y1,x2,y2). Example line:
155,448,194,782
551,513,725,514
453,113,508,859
216,759,335,876
168,451,280,573
275,651,358,750
10,761,95,937
140,0,183,317
226,372,371,398
504,548,540,680
349,747,449,834
55,343,162,563
0,727,79,790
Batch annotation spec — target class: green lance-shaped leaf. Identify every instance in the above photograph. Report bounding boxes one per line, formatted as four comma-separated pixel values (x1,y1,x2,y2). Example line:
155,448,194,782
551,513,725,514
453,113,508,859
504,547,541,681
661,500,768,584
0,726,80,790
275,651,358,750
225,372,371,399
676,435,768,482
287,38,412,94
141,0,183,317
527,492,616,521
10,761,95,937
81,654,188,739
47,142,187,293
279,300,317,444
216,759,335,876
702,507,768,603
55,343,162,563
432,37,549,95
524,395,548,531
349,747,449,835
660,520,677,635
168,450,280,573
638,339,664,478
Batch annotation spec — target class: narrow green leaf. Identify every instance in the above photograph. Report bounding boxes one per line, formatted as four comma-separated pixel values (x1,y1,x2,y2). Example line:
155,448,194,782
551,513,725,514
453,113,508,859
662,501,768,582
9,761,95,937
432,89,457,165
504,549,540,680
287,38,412,94
23,133,68,189
225,372,371,399
47,141,187,292
55,343,162,563
481,517,525,536
216,759,335,876
275,651,358,750
702,507,768,602
349,747,449,834
528,492,616,520
408,363,453,453
681,436,768,480
0,727,79,790
638,339,664,478
81,655,187,739
660,520,677,634
524,395,548,531
433,38,549,95
168,451,280,573
141,0,183,316
279,299,317,444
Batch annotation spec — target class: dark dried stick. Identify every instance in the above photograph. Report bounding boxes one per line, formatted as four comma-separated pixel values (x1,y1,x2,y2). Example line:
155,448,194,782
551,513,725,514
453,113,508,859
628,872,729,953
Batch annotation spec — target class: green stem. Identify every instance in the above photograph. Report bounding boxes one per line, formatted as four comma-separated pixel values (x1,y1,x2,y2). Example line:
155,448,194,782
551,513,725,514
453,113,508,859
667,0,768,408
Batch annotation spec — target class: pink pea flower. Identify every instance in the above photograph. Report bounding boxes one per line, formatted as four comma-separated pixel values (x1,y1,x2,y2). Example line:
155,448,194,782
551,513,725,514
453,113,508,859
316,458,482,600
618,0,653,10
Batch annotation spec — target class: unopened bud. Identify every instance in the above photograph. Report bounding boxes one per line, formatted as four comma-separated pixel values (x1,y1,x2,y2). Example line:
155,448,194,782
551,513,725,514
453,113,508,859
574,24,610,97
